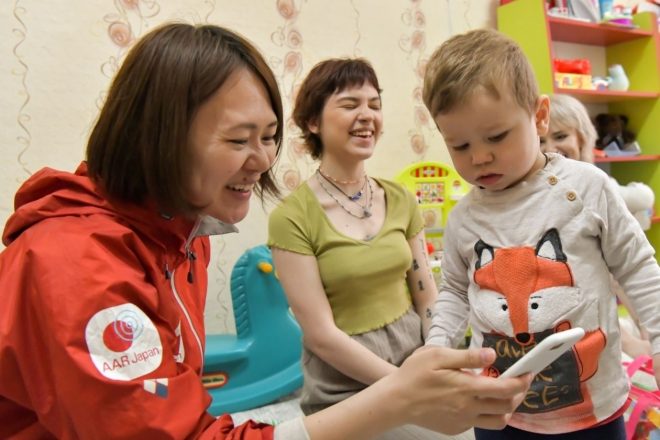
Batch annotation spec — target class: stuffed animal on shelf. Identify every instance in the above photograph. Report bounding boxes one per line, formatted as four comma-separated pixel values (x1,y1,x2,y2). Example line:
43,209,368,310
594,113,635,149
594,113,640,155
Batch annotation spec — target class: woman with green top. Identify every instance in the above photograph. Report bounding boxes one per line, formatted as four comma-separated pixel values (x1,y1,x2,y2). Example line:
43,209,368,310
268,58,438,416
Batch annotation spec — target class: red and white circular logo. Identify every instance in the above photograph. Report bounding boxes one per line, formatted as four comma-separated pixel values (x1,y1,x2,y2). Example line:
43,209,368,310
85,303,163,381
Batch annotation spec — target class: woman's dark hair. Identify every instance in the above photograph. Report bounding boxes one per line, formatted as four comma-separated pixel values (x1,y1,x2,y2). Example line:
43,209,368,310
86,22,283,214
292,58,380,159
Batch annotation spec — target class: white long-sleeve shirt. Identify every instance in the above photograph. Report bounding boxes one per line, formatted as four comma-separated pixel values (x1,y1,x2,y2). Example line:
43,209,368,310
427,153,660,434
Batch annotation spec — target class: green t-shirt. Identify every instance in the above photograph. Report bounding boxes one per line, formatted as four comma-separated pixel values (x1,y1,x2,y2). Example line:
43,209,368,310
268,178,424,335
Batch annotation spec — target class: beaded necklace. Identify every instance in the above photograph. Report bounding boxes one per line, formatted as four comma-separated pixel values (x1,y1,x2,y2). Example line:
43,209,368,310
317,168,367,201
317,167,364,185
316,170,373,219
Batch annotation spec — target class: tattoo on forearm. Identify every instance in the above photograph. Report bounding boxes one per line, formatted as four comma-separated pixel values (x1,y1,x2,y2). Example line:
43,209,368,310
412,259,419,271
426,308,432,318
418,280,424,291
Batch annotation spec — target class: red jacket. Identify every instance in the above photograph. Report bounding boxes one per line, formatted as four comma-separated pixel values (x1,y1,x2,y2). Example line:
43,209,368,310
0,163,273,439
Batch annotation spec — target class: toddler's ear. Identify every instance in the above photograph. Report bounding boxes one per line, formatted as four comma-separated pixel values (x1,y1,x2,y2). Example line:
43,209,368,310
535,95,550,136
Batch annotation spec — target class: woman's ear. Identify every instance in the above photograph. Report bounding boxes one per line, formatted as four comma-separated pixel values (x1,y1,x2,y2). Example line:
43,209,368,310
535,95,550,136
308,119,320,134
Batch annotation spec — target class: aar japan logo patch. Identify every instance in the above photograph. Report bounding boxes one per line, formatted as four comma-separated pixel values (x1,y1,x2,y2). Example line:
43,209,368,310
85,303,163,381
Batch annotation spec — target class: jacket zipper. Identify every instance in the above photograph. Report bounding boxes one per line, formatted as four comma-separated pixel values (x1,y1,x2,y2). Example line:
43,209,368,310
164,218,204,371
186,249,197,283
168,271,204,372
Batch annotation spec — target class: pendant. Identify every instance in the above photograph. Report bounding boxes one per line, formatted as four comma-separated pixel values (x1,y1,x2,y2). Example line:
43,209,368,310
349,191,362,201
363,208,372,218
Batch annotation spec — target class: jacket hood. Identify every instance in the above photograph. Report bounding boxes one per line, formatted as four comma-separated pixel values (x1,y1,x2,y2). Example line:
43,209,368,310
2,162,196,252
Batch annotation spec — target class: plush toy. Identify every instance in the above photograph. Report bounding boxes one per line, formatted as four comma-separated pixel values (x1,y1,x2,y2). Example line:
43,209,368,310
614,179,655,230
594,113,636,149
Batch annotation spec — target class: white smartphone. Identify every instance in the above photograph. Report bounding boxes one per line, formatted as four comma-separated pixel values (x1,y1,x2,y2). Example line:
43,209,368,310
498,327,585,378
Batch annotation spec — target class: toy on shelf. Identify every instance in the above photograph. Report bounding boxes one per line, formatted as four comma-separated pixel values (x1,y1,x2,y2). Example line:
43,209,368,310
546,0,600,22
554,57,593,90
592,76,612,90
591,64,632,92
555,72,594,90
396,161,469,255
601,3,635,26
594,113,641,156
554,57,591,74
202,245,302,415
608,64,630,91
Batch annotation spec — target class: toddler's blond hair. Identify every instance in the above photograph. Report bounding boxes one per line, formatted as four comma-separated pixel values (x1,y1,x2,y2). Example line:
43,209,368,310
423,28,539,117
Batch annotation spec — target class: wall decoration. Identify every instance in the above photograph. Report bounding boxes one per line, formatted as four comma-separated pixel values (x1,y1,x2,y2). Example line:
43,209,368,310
399,0,433,158
11,1,32,178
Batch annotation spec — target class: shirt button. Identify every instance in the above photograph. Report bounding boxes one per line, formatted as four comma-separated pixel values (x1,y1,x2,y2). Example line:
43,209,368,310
566,191,577,201
548,176,558,185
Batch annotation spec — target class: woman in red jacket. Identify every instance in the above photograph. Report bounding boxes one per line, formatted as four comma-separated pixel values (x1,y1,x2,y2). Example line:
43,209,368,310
0,22,530,440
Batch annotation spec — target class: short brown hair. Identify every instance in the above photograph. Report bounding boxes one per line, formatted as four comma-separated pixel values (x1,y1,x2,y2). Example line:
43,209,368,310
293,58,380,159
86,22,283,214
423,28,538,117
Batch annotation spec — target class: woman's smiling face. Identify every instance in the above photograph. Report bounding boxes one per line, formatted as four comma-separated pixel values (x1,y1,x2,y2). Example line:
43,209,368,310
310,83,383,162
185,68,278,224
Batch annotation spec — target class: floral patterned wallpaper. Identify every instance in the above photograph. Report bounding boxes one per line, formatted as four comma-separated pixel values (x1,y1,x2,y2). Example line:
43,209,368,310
1,0,497,333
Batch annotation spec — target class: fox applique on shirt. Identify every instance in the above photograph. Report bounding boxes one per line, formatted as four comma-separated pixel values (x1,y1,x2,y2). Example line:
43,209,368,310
473,228,605,415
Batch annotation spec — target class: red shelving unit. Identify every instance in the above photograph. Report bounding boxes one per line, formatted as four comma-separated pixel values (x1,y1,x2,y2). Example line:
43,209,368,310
548,16,654,46
595,154,660,163
548,17,659,102
554,88,660,103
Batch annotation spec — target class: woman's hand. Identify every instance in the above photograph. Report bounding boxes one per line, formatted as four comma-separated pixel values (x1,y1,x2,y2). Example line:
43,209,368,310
303,345,531,439
387,346,531,435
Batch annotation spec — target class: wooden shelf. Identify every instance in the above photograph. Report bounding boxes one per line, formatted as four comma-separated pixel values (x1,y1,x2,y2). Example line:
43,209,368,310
554,88,660,103
548,16,654,46
595,154,660,163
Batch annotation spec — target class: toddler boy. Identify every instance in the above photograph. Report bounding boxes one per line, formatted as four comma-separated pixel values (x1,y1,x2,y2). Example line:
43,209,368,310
422,28,660,439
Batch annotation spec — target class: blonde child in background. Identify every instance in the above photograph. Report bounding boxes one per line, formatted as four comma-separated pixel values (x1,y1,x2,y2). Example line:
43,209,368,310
422,28,660,439
540,93,655,229
539,94,595,163
541,93,653,359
